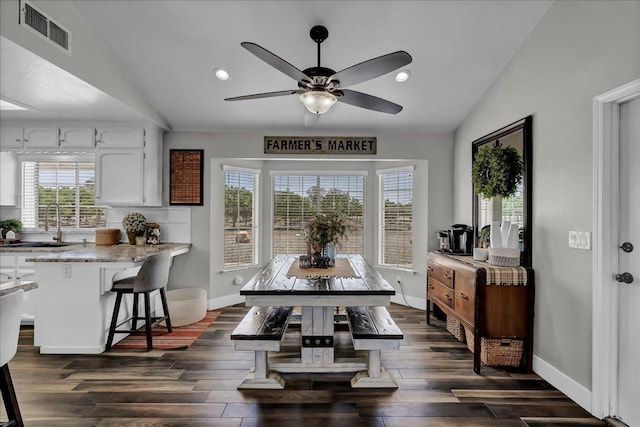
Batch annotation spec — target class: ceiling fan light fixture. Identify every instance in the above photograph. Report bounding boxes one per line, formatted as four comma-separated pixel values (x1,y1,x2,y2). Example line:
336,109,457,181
299,90,337,114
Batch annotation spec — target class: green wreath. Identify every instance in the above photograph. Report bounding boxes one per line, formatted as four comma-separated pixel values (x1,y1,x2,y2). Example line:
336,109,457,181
472,144,523,198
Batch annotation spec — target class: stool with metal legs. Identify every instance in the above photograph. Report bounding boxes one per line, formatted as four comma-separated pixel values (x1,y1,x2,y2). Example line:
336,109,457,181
105,253,173,351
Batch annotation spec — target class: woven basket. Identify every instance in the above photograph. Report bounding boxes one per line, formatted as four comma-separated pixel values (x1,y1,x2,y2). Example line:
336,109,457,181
446,316,466,343
464,327,523,367
487,255,520,267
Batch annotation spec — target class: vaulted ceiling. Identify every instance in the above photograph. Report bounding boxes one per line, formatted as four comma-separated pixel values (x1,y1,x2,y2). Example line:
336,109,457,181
1,1,553,133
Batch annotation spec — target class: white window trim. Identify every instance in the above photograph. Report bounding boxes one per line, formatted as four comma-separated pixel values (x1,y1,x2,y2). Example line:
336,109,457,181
270,170,368,176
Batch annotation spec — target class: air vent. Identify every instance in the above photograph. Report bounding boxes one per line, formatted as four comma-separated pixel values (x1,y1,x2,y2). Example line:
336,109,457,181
20,1,71,54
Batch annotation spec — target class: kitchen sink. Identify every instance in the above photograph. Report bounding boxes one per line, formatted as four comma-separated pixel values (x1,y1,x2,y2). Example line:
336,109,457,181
2,241,74,248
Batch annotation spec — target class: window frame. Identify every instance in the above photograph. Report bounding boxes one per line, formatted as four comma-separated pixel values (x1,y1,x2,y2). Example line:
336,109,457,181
377,166,414,271
19,155,106,231
222,165,260,272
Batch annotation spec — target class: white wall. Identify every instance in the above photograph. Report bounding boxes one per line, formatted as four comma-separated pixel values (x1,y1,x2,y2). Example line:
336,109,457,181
453,0,640,405
163,131,453,309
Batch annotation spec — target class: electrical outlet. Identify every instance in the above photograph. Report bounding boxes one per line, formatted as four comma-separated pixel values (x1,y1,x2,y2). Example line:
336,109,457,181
63,263,72,278
568,231,591,250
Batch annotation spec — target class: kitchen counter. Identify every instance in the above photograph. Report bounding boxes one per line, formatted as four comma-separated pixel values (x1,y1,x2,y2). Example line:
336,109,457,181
0,280,38,297
14,243,191,262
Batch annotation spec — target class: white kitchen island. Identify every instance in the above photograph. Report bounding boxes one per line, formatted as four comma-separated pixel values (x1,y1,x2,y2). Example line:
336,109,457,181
22,243,190,354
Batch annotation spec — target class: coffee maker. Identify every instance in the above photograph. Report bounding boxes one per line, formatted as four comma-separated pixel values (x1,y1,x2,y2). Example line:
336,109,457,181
448,224,473,254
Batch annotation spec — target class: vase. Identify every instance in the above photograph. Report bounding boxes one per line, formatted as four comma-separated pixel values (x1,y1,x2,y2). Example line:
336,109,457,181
324,243,336,267
127,232,137,245
135,235,146,246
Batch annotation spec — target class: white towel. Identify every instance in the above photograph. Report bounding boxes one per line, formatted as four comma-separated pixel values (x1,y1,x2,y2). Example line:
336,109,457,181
490,221,502,248
507,223,519,249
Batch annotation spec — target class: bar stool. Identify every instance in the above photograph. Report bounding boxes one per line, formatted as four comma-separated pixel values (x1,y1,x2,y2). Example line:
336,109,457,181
106,253,173,351
1,289,25,427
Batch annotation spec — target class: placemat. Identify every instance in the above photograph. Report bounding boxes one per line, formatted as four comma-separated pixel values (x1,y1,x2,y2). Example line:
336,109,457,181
287,257,359,278
448,255,528,286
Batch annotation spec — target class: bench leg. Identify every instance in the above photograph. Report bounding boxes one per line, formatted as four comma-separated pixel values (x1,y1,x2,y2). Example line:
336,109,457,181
351,349,398,388
237,349,285,390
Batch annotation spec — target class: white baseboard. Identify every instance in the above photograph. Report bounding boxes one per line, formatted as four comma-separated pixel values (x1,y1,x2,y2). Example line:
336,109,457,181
40,346,103,354
391,294,426,310
533,354,592,413
208,293,245,310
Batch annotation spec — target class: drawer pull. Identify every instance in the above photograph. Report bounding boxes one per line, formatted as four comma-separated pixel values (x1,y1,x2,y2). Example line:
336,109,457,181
443,273,451,279
427,285,434,290
460,292,469,300
427,267,433,272
445,294,451,299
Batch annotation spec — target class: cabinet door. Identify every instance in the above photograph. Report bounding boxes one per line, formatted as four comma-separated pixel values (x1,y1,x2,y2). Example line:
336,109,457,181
0,127,24,148
0,255,17,280
95,151,145,205
0,152,19,206
60,127,95,149
24,127,59,148
96,127,144,149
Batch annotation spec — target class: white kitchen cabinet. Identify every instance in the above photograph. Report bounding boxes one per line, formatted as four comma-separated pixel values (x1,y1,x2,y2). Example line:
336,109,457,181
23,127,60,149
0,127,24,149
0,254,36,324
96,127,145,149
95,150,145,205
94,126,162,206
60,127,95,149
0,151,19,206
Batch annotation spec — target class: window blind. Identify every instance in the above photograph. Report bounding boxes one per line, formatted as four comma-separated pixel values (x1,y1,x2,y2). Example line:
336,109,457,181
272,174,365,256
224,168,259,270
21,161,105,229
378,169,413,269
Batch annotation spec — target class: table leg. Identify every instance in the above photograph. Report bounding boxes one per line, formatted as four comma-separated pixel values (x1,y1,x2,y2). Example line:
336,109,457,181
301,306,335,365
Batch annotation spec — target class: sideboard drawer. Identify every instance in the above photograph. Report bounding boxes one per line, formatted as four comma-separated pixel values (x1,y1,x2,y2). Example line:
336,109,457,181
455,276,475,324
427,261,454,288
427,278,454,308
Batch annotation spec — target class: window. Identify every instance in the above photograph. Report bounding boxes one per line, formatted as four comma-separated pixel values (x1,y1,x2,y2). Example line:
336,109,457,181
224,166,259,270
378,167,413,269
272,173,365,256
21,161,106,229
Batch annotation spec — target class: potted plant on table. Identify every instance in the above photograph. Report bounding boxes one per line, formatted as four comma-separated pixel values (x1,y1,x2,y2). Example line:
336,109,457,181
0,218,23,239
122,212,147,245
305,213,348,267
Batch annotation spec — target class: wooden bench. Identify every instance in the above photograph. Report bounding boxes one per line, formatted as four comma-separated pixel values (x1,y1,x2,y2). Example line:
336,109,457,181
346,305,403,388
231,306,292,389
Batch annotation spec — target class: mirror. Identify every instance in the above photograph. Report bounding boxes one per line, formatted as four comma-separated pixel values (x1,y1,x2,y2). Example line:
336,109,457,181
472,115,532,267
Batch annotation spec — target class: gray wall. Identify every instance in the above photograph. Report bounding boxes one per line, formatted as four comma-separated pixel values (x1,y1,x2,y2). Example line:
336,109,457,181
453,1,640,391
164,131,453,307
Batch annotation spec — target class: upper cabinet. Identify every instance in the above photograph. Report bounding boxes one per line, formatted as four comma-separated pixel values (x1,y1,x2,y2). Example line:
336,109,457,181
0,127,24,149
59,127,95,149
23,127,59,149
96,127,145,149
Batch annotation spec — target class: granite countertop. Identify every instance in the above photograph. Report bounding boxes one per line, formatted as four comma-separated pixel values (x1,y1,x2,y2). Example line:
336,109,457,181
0,243,191,263
0,280,38,297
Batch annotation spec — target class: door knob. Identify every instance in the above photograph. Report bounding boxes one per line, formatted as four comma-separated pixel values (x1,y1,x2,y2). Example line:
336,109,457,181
620,242,633,253
615,272,634,284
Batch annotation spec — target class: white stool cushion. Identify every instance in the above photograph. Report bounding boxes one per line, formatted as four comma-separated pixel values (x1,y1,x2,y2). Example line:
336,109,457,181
1,289,24,366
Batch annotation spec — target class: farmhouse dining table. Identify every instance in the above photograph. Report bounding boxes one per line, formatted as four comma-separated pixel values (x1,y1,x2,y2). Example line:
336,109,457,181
239,253,399,387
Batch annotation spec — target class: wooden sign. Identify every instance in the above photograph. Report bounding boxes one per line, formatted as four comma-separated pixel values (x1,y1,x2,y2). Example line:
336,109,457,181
170,149,204,205
264,136,376,155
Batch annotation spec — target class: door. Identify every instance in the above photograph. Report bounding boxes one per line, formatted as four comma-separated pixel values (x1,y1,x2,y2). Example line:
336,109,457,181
95,151,145,206
23,127,59,149
616,97,640,427
60,127,95,149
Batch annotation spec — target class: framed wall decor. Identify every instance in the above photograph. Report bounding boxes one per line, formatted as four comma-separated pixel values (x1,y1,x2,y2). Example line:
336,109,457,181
170,149,204,205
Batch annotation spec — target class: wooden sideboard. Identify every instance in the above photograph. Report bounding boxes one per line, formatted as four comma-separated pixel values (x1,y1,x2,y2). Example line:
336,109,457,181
426,252,535,374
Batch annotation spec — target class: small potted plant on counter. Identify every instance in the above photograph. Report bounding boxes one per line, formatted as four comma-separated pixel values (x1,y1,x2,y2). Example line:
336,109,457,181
122,212,147,245
0,218,23,240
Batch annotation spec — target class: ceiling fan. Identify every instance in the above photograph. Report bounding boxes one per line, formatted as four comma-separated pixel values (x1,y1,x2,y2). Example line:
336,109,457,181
225,25,412,116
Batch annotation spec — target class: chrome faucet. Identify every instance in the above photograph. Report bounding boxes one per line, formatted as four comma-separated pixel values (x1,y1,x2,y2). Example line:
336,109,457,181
45,203,63,242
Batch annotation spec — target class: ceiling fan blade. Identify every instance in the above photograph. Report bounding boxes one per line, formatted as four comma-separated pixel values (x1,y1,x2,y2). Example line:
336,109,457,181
241,42,310,83
338,89,403,114
225,90,299,101
329,51,412,88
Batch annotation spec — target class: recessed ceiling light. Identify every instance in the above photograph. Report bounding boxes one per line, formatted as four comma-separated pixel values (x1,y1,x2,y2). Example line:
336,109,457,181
0,99,27,110
214,68,230,80
395,70,411,83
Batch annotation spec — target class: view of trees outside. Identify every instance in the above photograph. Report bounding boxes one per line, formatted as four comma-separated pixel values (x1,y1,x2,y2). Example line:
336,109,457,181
22,162,105,229
272,175,365,256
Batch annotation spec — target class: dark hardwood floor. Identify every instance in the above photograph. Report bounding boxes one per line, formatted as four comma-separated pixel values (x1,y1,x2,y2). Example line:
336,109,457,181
2,304,605,426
